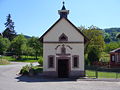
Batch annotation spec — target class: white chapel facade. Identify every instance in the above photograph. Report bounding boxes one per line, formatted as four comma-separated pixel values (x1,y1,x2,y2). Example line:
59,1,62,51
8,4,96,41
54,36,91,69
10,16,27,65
40,3,88,78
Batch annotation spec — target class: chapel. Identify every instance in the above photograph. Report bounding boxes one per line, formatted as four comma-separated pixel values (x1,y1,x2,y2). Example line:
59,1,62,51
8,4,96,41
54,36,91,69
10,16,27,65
40,2,88,78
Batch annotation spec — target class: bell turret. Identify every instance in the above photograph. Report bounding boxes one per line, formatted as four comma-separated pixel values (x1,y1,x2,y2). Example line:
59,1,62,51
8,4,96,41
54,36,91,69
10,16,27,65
58,2,69,18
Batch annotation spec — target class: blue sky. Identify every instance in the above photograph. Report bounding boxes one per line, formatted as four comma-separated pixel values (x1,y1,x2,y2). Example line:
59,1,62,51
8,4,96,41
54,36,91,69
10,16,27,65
0,0,120,37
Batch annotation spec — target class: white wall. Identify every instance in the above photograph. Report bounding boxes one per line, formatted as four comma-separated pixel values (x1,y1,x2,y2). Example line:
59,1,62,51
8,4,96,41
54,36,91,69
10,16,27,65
43,43,84,71
43,18,84,42
43,18,85,72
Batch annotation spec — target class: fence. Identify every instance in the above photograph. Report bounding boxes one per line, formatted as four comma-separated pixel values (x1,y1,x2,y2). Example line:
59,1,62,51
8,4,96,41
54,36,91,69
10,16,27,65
85,66,120,79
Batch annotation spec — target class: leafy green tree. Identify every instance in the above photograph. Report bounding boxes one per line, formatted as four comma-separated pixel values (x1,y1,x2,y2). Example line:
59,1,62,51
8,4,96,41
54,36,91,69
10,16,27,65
0,36,10,55
28,37,42,60
88,47,101,65
23,44,35,57
10,34,27,59
2,14,16,41
81,25,105,65
104,33,111,43
82,26,105,53
104,28,120,42
105,42,120,53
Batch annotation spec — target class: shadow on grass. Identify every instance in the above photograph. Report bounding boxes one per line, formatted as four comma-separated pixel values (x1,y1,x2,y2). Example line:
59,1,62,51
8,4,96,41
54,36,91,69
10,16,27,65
15,75,77,82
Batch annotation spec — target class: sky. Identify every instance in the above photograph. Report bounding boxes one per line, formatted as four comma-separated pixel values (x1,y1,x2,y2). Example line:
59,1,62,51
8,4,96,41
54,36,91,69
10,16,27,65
0,0,120,37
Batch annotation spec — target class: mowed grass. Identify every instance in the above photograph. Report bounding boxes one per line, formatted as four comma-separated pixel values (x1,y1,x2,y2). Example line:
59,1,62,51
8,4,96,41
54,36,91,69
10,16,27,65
86,70,120,78
2,56,43,63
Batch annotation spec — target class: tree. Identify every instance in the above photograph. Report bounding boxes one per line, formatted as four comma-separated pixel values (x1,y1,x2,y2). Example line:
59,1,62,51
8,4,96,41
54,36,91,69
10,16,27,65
81,25,105,65
24,46,35,57
0,36,10,55
28,37,43,60
104,33,111,43
88,25,101,30
104,28,120,42
82,26,105,53
105,42,120,53
10,34,27,59
88,47,101,65
2,14,16,41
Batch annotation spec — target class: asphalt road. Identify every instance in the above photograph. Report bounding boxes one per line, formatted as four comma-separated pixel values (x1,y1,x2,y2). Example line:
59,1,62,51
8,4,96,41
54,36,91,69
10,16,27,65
0,62,120,90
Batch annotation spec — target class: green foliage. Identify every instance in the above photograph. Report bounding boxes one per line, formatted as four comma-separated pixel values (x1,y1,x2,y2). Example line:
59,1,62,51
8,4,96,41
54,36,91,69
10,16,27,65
3,14,16,41
28,37,43,59
88,47,101,65
23,46,34,56
10,34,27,59
32,66,43,74
0,36,10,55
104,33,111,43
2,56,40,62
81,26,105,65
105,41,120,53
19,64,43,75
19,64,32,75
0,15,44,60
100,52,109,62
2,56,16,61
86,70,120,78
38,57,43,66
104,28,120,42
82,27,105,53
85,54,89,65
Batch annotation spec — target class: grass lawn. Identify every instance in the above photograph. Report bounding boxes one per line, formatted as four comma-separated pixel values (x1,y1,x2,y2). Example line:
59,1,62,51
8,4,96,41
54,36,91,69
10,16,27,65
86,70,120,78
2,56,43,63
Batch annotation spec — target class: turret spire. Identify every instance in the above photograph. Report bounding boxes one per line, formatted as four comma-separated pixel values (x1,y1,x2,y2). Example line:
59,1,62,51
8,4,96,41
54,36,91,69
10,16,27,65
58,2,69,18
62,1,66,10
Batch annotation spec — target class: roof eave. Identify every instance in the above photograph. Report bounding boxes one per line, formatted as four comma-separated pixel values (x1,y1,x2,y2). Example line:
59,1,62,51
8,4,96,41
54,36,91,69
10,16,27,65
39,17,89,43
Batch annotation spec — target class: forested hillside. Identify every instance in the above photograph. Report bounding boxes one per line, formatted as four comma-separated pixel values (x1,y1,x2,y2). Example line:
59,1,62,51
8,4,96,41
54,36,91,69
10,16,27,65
104,28,120,43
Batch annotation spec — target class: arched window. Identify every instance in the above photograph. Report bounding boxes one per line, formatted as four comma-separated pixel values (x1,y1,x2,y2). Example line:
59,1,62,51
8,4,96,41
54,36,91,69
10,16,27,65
59,33,68,42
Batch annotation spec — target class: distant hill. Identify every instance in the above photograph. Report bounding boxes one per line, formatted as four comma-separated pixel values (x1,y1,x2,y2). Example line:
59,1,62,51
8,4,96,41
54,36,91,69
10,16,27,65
24,35,31,39
104,28,120,34
17,34,31,39
103,28,120,43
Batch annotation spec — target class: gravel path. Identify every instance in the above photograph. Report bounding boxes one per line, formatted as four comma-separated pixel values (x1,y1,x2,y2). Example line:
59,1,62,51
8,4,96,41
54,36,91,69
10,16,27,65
0,62,120,90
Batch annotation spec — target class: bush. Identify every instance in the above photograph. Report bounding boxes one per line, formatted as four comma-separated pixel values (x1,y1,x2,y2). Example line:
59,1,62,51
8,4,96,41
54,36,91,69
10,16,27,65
38,58,43,66
33,66,43,74
19,64,43,76
19,64,32,75
88,47,101,65
0,59,10,65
